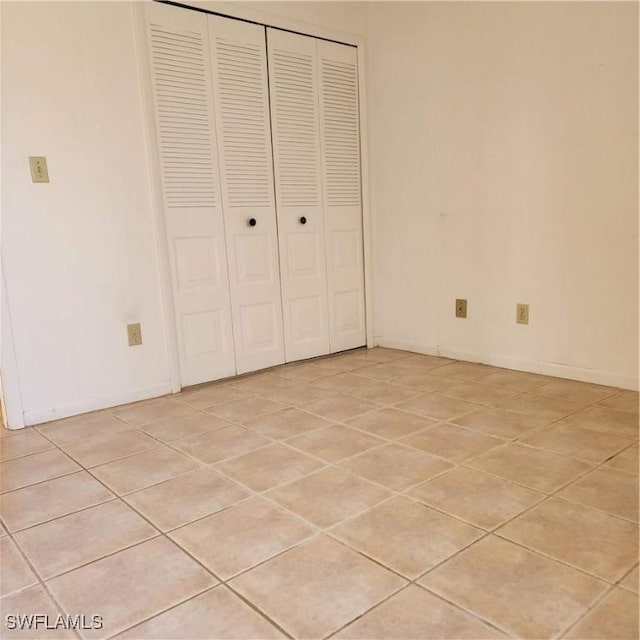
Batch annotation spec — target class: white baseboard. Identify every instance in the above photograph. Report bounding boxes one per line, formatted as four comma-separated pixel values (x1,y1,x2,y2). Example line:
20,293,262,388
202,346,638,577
374,337,639,391
21,382,175,428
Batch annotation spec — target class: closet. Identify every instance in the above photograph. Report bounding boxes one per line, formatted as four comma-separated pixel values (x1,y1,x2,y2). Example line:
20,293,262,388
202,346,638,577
144,2,366,386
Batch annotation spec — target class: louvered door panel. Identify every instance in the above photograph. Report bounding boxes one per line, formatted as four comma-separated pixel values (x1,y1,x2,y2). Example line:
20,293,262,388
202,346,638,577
267,28,330,362
318,40,366,352
208,16,285,374
145,2,236,385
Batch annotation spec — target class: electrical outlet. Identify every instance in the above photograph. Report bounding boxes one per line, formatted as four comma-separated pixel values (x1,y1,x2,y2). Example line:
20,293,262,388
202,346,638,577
516,303,529,325
127,323,143,346
29,156,49,183
455,299,467,318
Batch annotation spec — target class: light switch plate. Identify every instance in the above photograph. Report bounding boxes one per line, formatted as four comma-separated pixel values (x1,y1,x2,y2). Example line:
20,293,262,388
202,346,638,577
455,299,467,318
516,303,529,325
29,156,49,183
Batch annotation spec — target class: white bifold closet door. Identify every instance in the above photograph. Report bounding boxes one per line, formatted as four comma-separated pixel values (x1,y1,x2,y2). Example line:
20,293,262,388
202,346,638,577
208,16,285,374
267,29,366,357
144,2,236,385
266,29,330,362
318,40,366,352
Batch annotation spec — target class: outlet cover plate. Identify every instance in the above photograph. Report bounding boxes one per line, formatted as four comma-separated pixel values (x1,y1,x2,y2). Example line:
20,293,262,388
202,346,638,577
456,299,467,318
516,303,529,325
127,323,142,346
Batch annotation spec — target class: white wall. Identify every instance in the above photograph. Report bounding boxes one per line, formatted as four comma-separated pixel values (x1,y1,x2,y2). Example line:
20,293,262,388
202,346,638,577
1,1,173,426
191,1,368,38
368,1,639,389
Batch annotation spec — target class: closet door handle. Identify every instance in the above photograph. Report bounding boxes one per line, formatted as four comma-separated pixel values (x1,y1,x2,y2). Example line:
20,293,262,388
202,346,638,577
299,216,307,225
248,218,257,227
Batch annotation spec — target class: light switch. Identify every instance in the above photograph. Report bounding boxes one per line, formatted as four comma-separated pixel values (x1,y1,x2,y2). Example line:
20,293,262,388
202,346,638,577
29,156,49,183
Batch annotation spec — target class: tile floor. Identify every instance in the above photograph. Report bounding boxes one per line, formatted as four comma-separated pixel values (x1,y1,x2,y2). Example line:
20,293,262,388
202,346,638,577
0,348,638,639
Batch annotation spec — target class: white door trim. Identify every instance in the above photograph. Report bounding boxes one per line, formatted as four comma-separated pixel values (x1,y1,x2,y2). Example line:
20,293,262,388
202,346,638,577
1,261,25,429
133,1,182,394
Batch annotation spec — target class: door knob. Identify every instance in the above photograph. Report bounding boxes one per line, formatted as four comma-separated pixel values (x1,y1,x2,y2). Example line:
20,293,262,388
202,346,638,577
248,218,257,227
300,216,307,225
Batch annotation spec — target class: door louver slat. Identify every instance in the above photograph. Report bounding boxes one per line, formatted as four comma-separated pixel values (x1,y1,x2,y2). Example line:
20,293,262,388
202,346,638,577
320,57,361,208
149,25,218,209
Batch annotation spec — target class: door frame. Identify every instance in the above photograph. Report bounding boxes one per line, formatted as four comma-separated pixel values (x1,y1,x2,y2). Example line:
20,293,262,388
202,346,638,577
134,0,375,390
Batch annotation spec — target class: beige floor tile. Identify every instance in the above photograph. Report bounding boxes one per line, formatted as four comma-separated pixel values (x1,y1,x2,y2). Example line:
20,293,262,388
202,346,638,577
175,384,247,409
347,408,440,440
340,443,453,491
498,498,639,582
0,472,114,532
619,565,638,593
275,361,338,382
356,362,415,381
605,444,638,474
0,537,38,597
172,425,270,464
170,497,314,579
230,535,406,639
266,467,392,528
215,443,323,492
314,373,376,394
499,393,586,421
243,408,331,439
564,587,639,639
410,467,543,530
15,501,157,579
334,585,508,639
91,447,201,495
0,585,75,639
0,449,80,493
559,406,639,440
439,382,519,406
286,425,384,463
521,423,633,463
429,362,497,380
401,424,505,463
391,354,455,370
314,357,369,374
332,496,482,578
259,383,336,406
226,372,298,395
558,467,639,522
0,426,26,438
347,381,422,405
36,411,130,447
138,413,227,443
478,369,550,392
116,586,284,639
357,347,411,362
0,430,53,462
61,430,159,468
0,522,6,536
47,537,216,640
380,371,456,393
468,443,592,493
535,379,619,404
420,535,607,639
111,398,195,427
302,394,377,421
452,407,552,439
208,396,287,423
124,468,249,531
597,390,639,415
396,393,480,420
